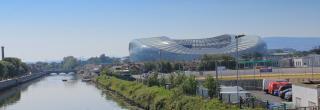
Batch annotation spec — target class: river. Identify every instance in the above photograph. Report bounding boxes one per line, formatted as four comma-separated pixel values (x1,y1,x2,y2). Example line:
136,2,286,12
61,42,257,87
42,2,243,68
0,73,126,110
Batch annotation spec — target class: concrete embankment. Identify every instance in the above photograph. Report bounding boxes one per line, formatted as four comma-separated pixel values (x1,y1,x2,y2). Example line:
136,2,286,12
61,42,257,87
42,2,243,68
0,73,46,90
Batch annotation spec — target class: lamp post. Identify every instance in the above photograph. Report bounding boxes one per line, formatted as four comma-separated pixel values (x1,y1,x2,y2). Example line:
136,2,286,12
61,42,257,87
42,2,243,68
235,34,245,108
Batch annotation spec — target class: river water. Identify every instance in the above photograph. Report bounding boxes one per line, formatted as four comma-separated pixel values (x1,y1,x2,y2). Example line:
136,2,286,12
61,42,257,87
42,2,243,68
0,73,126,110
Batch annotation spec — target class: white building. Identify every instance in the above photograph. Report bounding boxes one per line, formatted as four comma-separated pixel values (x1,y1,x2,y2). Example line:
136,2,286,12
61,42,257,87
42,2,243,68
293,58,305,67
293,82,320,109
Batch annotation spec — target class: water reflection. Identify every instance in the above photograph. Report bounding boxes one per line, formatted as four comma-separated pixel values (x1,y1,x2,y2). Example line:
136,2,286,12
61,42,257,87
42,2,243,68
0,74,125,110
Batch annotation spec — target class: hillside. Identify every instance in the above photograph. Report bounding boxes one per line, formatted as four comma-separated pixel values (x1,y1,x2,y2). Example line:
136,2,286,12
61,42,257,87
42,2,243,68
263,37,320,51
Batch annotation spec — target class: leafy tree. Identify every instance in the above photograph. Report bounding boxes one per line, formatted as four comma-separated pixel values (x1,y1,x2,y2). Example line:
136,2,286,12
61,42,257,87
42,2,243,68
146,73,159,87
311,46,320,54
173,73,186,87
180,75,197,95
0,61,8,79
159,61,173,73
203,75,219,98
198,54,236,70
62,56,78,70
3,57,29,76
159,75,166,87
144,62,157,72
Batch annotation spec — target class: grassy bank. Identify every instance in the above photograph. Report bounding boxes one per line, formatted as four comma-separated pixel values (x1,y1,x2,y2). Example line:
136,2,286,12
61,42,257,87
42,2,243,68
96,75,239,110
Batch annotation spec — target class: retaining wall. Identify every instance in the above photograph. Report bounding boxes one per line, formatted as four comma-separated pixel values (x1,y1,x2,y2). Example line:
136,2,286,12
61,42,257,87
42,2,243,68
0,73,46,90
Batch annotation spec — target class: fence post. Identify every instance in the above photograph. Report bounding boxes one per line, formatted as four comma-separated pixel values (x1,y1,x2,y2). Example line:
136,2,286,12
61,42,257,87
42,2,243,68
228,94,231,104
252,97,255,108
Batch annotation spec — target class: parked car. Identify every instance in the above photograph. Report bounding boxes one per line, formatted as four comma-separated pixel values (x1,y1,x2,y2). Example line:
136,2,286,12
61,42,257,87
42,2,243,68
278,84,292,93
267,81,290,95
284,91,292,101
279,88,291,99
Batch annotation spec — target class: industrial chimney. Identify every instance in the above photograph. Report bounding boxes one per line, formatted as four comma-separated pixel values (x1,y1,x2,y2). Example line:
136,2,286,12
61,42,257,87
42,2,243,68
1,46,4,60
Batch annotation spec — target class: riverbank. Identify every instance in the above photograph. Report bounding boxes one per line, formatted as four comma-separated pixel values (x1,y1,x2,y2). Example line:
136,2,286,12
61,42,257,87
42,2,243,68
96,75,240,110
0,73,46,91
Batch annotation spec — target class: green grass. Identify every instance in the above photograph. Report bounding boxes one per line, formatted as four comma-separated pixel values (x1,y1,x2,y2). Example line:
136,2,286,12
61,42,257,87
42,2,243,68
96,75,246,110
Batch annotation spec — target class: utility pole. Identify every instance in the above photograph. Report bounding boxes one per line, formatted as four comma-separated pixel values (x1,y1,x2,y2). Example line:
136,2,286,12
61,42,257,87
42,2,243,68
235,34,245,108
312,55,314,79
1,46,4,60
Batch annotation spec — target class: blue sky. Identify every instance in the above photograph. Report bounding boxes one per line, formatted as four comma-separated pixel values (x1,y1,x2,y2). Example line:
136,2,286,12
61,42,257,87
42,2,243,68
0,0,320,62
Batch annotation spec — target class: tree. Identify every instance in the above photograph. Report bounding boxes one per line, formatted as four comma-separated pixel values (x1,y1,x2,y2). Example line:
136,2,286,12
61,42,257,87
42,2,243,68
198,54,235,70
0,61,8,79
3,57,29,76
311,46,320,54
159,61,173,73
174,72,186,87
159,75,166,87
203,75,219,98
180,75,197,95
144,62,157,72
99,54,112,64
145,73,159,87
62,56,78,70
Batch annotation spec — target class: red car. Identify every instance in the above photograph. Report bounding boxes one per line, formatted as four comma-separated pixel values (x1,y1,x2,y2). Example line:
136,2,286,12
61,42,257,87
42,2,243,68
267,81,289,95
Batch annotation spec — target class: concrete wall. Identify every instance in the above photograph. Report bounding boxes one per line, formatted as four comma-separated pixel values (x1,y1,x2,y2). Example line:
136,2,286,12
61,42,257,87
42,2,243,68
292,84,319,108
220,79,263,90
0,73,46,90
0,79,18,90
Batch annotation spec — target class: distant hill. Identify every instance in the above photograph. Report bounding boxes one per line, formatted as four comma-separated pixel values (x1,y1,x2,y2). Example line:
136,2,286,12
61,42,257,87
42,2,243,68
262,37,320,51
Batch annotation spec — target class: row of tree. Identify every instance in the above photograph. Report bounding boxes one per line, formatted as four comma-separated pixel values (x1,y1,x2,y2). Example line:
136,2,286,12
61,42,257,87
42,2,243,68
0,57,30,80
28,54,121,72
142,72,219,98
138,54,236,74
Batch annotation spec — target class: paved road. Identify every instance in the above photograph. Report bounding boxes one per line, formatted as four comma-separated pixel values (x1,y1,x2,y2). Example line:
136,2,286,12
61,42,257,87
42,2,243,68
249,91,284,103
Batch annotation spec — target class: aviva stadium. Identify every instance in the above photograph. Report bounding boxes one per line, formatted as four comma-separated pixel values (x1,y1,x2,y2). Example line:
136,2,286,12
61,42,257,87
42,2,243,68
129,34,267,62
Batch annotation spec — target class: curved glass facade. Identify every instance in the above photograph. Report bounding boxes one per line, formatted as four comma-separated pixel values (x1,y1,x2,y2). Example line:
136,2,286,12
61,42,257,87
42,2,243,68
129,34,267,62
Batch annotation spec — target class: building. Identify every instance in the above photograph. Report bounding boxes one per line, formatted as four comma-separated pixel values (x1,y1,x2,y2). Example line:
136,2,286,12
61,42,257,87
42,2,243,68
303,54,320,67
266,52,290,67
278,57,307,68
129,34,267,62
292,81,320,109
293,58,305,67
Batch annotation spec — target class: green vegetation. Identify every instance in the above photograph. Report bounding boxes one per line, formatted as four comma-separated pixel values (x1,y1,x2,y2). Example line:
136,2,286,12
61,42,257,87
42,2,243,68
198,54,236,70
143,61,174,73
97,75,238,110
0,57,30,80
311,45,320,54
61,56,79,70
203,75,219,98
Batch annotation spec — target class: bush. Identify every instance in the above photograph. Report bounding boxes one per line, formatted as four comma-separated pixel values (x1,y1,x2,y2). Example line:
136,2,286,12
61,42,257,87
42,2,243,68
97,75,239,110
180,75,197,95
204,75,219,98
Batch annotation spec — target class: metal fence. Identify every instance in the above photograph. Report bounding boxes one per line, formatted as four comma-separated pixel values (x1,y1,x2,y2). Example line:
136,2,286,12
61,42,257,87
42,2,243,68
295,106,320,110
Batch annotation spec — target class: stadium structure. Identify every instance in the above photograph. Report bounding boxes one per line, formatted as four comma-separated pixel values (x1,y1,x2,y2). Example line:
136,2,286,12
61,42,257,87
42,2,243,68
129,34,267,62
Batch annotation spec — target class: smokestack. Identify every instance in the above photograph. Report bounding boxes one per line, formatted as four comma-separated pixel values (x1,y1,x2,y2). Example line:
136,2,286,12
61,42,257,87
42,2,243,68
1,46,4,60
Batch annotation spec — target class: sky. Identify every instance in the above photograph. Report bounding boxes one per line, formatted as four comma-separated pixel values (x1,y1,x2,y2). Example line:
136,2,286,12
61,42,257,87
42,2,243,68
0,0,320,62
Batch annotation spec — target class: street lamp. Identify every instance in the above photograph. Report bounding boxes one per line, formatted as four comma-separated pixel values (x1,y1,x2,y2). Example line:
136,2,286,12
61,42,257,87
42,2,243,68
235,34,245,108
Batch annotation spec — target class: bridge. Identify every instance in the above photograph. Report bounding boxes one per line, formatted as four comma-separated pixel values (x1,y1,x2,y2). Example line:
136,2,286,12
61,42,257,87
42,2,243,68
44,70,77,74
